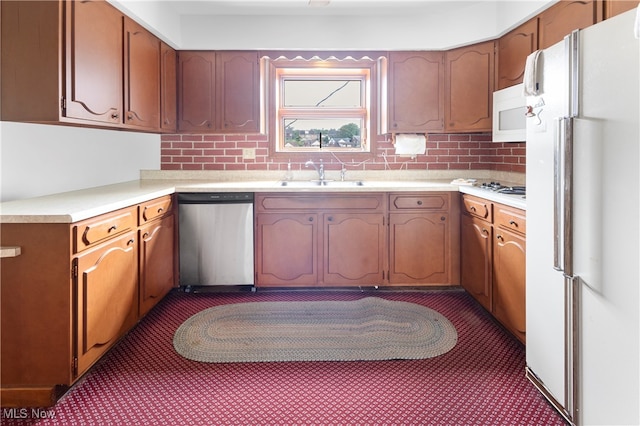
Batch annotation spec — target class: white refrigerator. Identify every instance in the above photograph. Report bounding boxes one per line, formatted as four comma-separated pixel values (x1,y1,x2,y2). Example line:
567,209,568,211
525,9,639,426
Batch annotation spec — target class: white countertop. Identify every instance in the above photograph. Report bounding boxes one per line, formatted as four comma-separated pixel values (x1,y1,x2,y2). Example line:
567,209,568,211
458,185,527,210
1,175,526,224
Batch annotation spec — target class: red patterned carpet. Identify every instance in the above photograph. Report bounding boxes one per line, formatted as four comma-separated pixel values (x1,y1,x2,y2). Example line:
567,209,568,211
4,289,566,425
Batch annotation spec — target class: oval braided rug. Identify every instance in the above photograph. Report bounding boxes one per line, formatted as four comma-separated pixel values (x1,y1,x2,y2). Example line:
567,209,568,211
173,297,457,363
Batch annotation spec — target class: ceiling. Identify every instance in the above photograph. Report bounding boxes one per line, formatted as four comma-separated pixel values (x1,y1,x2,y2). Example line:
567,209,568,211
164,0,487,17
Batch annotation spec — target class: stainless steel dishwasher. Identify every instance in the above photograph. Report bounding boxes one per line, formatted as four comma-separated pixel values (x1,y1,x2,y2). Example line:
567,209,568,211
178,192,254,288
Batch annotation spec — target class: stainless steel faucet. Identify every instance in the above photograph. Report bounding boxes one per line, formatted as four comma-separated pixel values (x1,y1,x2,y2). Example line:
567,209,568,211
305,159,324,181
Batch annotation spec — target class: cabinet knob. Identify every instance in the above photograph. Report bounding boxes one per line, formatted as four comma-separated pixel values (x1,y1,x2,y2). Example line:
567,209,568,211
482,228,489,235
327,216,334,222
496,234,504,242
127,239,135,245
440,216,446,221
157,208,164,213
143,232,150,239
509,220,518,227
470,206,476,212
417,200,423,205
111,112,119,119
108,225,117,233
308,217,314,222
127,114,133,121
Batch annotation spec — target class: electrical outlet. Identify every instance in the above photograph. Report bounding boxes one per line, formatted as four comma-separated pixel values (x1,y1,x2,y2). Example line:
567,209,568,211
242,148,256,160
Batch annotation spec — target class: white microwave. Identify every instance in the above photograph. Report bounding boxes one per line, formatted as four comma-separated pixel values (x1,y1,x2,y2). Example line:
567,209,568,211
492,83,526,142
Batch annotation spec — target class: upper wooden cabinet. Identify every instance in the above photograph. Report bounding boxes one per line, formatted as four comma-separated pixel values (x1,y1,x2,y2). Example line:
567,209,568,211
444,40,495,132
538,0,603,49
604,0,639,18
387,51,444,132
65,0,123,125
178,51,260,133
161,42,178,132
124,17,161,131
496,19,538,90
1,0,169,132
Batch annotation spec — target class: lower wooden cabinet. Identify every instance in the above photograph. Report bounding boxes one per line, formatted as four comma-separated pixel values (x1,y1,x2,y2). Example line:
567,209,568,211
256,213,319,286
388,192,460,285
75,230,139,376
460,214,493,310
0,195,176,407
460,194,526,343
255,191,459,288
324,213,385,285
255,193,385,287
139,214,176,317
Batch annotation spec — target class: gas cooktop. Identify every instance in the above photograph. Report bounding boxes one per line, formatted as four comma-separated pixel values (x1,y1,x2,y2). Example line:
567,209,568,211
478,182,526,195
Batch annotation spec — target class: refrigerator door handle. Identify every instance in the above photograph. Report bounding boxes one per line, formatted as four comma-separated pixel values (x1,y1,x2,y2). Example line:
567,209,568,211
554,117,564,271
563,117,574,276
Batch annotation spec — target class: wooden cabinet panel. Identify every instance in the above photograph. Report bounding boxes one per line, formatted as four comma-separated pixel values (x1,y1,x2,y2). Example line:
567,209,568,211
161,42,178,132
64,0,123,124
324,213,385,285
216,51,260,133
75,231,138,376
388,213,451,284
139,215,176,317
445,41,495,132
461,194,492,221
539,0,602,49
139,196,173,224
178,51,216,131
494,203,526,235
390,193,448,210
604,0,639,18
124,17,160,130
255,213,318,286
74,207,137,253
493,227,526,343
496,19,539,90
178,51,260,133
388,51,444,132
460,214,493,311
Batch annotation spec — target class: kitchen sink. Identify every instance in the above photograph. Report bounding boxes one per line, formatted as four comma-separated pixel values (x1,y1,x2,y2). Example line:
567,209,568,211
277,180,365,187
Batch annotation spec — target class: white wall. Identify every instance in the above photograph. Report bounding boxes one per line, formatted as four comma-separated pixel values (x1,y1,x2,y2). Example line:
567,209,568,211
0,122,160,202
109,0,555,51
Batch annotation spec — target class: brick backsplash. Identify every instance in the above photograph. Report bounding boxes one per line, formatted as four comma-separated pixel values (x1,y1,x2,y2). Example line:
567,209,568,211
161,133,525,174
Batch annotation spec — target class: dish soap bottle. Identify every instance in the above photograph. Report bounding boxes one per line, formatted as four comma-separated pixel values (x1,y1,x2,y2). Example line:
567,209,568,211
284,160,293,181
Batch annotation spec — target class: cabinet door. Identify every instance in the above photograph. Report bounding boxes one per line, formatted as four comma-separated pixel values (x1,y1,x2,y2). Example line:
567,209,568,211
460,214,492,311
388,213,451,285
216,51,260,133
539,0,602,49
124,17,160,130
324,213,385,286
493,228,526,343
388,51,444,132
64,0,123,124
139,215,176,317
605,0,639,19
75,231,138,376
161,42,178,132
255,213,318,287
496,19,538,90
445,41,495,132
178,51,216,131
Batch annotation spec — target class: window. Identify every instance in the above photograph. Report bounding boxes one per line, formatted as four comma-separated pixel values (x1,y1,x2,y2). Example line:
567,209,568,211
263,54,383,157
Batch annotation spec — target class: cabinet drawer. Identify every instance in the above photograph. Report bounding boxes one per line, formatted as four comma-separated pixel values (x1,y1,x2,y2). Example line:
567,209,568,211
257,193,383,211
74,207,137,253
494,204,526,235
390,193,449,211
138,195,173,225
462,194,492,222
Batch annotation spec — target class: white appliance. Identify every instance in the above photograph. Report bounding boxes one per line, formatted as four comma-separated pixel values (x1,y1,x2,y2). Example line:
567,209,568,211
525,9,639,426
492,83,526,142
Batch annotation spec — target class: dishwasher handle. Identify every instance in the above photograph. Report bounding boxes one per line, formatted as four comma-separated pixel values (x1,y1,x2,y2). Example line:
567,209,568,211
177,192,254,204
